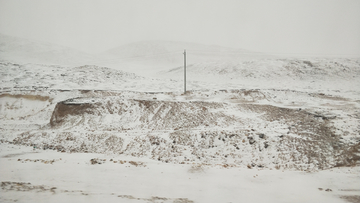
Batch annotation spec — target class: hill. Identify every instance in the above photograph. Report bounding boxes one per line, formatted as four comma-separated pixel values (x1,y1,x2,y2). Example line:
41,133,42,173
100,41,272,76
0,33,95,65
159,58,360,91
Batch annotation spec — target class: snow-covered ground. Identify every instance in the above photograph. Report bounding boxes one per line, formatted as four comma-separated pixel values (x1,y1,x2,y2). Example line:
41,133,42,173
1,143,359,203
1,36,360,202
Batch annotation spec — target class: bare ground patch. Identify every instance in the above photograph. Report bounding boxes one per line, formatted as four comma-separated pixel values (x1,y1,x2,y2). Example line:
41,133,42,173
340,195,360,203
1,181,56,193
1,181,194,203
2,151,38,158
0,93,52,102
117,195,194,203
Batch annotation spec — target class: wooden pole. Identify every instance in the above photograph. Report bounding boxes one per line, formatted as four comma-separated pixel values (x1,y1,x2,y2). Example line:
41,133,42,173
184,49,186,94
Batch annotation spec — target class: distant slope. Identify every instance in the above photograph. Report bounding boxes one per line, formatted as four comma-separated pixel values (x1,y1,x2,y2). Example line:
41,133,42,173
0,33,95,65
99,40,273,77
0,62,144,91
161,58,360,82
102,41,270,66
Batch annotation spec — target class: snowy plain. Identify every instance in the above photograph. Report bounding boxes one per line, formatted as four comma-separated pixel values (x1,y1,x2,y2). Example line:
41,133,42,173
0,35,360,202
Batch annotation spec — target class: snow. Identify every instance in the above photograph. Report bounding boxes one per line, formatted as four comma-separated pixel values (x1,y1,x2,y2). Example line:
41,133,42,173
1,143,359,203
1,36,360,202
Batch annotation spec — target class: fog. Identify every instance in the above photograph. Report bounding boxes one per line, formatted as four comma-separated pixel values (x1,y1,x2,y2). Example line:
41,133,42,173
1,0,359,57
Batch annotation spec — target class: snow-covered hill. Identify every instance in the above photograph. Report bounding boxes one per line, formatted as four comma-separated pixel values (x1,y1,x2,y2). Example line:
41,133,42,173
0,62,146,91
159,58,360,93
0,33,96,65
103,40,266,63
164,58,360,80
99,41,273,77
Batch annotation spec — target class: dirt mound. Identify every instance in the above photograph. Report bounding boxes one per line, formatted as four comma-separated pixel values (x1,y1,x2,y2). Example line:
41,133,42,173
10,95,355,171
50,97,236,130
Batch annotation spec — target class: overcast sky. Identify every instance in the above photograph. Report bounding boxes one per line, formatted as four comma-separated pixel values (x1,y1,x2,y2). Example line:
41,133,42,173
1,0,359,57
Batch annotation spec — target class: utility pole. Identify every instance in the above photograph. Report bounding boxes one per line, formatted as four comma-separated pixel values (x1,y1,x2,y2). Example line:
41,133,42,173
184,49,186,94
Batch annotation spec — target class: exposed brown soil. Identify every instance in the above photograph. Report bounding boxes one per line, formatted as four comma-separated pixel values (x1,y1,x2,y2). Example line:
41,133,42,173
50,98,235,130
0,93,51,102
50,102,99,127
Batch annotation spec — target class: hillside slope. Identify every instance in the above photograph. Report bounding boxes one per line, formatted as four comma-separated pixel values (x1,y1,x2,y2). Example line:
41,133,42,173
0,33,95,65
164,58,360,80
100,41,272,76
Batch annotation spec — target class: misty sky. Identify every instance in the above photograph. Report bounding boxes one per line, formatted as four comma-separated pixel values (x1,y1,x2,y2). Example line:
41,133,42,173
1,0,359,57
